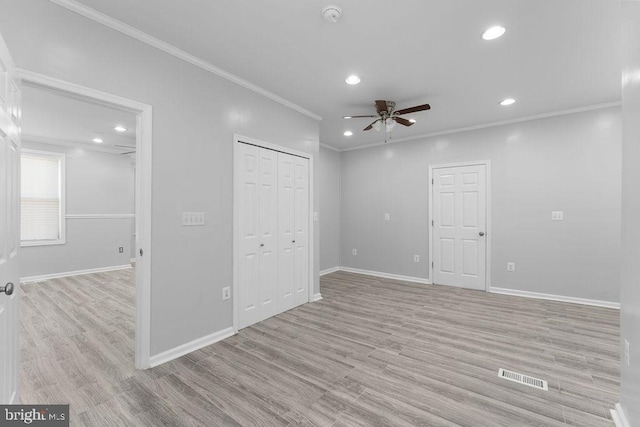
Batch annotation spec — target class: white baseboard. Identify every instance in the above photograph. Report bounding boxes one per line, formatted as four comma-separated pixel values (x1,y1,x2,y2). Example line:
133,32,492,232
338,267,430,285
149,327,236,368
311,293,323,302
130,258,136,264
611,403,631,427
490,287,620,309
21,264,132,283
320,267,340,276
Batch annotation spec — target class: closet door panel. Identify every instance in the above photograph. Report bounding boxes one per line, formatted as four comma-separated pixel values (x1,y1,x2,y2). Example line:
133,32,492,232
258,148,278,321
277,153,296,312
293,156,310,306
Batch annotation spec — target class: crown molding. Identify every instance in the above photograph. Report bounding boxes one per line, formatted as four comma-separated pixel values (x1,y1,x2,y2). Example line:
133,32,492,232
338,101,622,152
319,143,340,152
48,0,322,122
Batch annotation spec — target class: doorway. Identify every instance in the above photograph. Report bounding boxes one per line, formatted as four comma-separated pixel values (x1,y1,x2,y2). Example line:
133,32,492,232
18,70,153,369
429,161,491,291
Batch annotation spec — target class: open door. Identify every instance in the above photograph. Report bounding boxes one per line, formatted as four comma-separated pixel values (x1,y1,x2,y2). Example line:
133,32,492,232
0,32,21,404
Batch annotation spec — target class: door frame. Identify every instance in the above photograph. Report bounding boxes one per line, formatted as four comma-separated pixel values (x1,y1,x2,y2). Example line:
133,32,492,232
232,134,314,333
17,69,154,369
428,160,491,292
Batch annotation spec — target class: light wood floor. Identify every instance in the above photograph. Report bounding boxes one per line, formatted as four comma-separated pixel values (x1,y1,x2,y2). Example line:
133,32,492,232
20,269,619,426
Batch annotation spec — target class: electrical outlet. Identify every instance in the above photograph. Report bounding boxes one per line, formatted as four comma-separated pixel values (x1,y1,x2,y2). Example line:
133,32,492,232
414,255,420,262
222,286,231,301
385,213,390,221
507,262,515,272
118,247,124,253
352,249,357,256
625,339,630,367
552,211,564,221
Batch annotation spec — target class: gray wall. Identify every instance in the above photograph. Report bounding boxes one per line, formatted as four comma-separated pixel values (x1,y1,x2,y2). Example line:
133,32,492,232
340,107,621,303
319,145,340,271
619,1,640,423
21,141,135,278
0,1,320,356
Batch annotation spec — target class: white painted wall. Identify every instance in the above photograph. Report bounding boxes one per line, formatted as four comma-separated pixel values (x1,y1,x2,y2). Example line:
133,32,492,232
339,107,621,303
319,145,340,271
619,1,640,423
20,141,134,279
0,1,320,356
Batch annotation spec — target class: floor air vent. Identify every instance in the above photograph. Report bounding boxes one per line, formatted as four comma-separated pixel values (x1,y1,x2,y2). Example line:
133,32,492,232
498,368,548,391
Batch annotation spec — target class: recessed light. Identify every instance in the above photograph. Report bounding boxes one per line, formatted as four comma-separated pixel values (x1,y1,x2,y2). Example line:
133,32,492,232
343,116,353,119
345,75,361,85
500,98,516,106
343,131,353,136
409,119,417,123
92,138,103,143
482,26,506,41
114,126,127,132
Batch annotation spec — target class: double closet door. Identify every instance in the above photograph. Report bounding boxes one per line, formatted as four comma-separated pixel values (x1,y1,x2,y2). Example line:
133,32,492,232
236,142,310,329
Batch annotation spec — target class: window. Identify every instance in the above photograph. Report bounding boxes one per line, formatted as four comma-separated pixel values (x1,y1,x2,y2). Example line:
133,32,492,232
21,149,66,246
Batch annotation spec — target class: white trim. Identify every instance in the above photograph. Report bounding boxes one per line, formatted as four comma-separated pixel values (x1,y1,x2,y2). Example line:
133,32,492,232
149,327,236,368
20,148,67,247
21,264,132,283
339,101,622,152
611,403,631,427
338,267,430,285
490,287,620,309
311,293,323,302
17,69,154,370
320,143,340,152
130,258,136,264
233,135,315,333
22,134,131,155
66,213,135,219
47,0,322,123
429,160,491,292
320,266,340,276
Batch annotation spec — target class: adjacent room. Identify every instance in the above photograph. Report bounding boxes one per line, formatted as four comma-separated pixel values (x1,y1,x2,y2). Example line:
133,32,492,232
0,0,639,426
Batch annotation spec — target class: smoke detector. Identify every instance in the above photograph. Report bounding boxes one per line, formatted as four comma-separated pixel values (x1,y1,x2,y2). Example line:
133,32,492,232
322,5,342,23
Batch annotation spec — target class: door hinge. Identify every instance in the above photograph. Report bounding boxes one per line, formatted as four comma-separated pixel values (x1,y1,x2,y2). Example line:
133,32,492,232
432,178,434,184
431,220,434,226
432,262,434,268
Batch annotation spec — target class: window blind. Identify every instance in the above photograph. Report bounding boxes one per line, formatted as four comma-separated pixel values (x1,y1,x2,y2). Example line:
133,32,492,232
21,152,62,242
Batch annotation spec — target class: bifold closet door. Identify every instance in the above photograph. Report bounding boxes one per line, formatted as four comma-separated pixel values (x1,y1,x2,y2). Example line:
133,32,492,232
277,153,296,312
293,156,309,306
237,143,278,329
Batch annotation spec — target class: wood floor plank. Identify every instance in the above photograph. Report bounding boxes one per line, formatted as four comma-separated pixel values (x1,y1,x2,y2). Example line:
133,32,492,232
20,269,618,426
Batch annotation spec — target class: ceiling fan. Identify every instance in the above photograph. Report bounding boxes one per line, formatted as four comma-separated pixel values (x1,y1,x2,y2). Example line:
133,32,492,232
115,144,136,155
344,100,431,133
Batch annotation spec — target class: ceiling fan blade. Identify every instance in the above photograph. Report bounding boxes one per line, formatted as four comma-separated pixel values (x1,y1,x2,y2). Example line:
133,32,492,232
375,100,389,114
114,145,136,148
393,116,414,126
120,151,136,155
363,119,379,131
344,115,378,119
394,103,431,116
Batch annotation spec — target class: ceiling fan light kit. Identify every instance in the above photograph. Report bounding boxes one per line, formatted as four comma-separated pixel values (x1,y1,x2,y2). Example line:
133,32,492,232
345,99,431,137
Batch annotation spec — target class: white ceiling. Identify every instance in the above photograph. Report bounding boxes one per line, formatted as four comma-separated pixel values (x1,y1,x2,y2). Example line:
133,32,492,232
21,84,137,153
70,0,620,150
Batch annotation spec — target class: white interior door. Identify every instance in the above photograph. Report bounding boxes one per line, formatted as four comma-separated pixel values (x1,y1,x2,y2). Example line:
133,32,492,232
293,156,309,306
277,152,295,312
257,148,278,321
432,164,486,290
0,33,21,404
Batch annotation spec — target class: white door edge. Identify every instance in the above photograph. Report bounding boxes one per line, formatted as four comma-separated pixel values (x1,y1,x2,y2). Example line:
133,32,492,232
428,160,491,292
233,134,314,333
17,69,154,369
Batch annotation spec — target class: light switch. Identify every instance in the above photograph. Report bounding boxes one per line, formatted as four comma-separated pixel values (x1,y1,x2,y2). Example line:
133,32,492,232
182,212,205,226
552,211,564,221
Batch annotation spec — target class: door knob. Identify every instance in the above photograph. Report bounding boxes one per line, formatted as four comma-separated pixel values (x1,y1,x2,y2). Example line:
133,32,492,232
260,243,265,247
479,232,485,236
1,282,14,296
